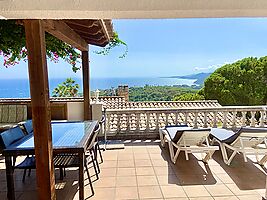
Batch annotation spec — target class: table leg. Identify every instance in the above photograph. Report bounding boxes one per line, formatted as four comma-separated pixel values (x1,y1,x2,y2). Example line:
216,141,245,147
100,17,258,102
5,156,15,200
79,153,84,200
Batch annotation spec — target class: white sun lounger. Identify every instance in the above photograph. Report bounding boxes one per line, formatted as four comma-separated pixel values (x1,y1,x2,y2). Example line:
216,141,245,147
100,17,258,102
159,126,219,164
210,127,267,165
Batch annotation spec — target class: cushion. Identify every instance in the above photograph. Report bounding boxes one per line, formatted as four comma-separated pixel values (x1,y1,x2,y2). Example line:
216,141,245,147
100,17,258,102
165,124,190,143
23,120,33,134
0,126,25,148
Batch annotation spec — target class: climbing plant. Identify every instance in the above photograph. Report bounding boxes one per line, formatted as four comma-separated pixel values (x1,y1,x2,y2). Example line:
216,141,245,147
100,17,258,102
0,20,127,72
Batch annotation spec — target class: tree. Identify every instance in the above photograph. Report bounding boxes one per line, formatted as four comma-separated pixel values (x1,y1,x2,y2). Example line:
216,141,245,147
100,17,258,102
203,57,267,106
52,78,80,97
173,93,205,101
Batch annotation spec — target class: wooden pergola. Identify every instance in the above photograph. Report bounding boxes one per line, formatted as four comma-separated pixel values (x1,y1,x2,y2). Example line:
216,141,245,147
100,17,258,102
20,19,113,200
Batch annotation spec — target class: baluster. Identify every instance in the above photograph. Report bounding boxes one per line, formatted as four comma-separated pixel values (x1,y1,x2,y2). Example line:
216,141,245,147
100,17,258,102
222,111,228,128
165,113,169,126
155,112,160,130
203,112,208,128
175,112,178,125
250,111,256,127
117,113,121,133
212,111,217,128
184,112,188,125
146,112,150,132
106,112,111,134
232,111,237,129
126,113,130,132
259,110,265,127
193,112,198,129
241,111,247,127
136,112,140,132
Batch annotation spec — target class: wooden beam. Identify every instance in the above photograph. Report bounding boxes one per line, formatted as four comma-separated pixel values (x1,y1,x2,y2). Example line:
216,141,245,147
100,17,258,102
82,50,91,120
43,19,88,51
24,20,56,200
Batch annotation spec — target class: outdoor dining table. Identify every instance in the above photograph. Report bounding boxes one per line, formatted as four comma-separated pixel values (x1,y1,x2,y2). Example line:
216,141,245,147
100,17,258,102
2,120,98,200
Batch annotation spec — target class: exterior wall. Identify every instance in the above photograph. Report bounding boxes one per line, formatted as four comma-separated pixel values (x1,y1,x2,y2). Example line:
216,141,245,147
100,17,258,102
66,102,84,121
1,0,267,19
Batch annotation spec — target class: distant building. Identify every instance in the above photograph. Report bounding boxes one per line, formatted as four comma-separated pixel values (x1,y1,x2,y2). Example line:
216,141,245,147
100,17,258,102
117,85,129,101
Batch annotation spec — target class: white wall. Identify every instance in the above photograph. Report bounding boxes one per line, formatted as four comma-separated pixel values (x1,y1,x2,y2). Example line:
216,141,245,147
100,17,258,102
1,0,267,19
67,102,84,121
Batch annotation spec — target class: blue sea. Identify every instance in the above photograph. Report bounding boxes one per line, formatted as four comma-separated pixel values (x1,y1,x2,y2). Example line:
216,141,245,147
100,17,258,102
0,77,196,98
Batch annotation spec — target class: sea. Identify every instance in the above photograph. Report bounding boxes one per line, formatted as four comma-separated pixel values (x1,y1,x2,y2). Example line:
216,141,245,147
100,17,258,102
0,77,196,98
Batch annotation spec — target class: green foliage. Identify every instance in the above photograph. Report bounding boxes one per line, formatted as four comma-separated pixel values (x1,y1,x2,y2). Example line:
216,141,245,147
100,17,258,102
0,20,127,71
173,93,205,101
0,20,81,71
52,78,80,97
128,85,198,101
94,32,128,58
203,57,267,105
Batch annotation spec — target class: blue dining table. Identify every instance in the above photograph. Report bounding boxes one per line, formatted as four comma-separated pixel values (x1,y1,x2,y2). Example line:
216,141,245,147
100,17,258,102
3,120,98,200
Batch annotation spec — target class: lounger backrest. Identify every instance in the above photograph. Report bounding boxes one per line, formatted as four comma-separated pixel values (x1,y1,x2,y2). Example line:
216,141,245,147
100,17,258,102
0,126,25,148
231,127,267,147
165,124,189,143
177,129,211,146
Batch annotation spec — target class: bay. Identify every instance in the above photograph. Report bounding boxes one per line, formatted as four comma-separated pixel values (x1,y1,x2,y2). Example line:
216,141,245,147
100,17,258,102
0,77,196,98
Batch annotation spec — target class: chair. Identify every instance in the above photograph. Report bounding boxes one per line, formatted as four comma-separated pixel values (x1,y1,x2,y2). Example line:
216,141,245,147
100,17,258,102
95,115,106,163
210,127,267,165
0,126,36,182
21,119,33,135
160,126,219,164
85,124,101,179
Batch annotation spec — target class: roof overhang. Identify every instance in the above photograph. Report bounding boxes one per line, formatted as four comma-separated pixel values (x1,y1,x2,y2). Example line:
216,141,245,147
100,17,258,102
1,0,267,19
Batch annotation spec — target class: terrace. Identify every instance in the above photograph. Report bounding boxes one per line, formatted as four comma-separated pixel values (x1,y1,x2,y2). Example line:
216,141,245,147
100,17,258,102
0,97,266,200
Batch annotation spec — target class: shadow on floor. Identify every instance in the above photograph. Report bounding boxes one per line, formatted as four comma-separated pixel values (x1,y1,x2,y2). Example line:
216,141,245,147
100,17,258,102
213,150,266,190
160,144,217,186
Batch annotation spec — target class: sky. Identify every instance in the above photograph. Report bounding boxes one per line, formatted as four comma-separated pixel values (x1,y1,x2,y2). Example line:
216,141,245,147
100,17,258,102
1,18,267,79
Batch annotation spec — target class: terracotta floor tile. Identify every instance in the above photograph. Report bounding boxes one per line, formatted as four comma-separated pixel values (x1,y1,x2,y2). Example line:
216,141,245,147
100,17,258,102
99,168,117,177
154,166,175,175
205,184,234,197
100,160,118,168
137,176,158,186
189,197,214,200
118,153,134,161
149,153,165,160
118,160,135,168
136,167,155,176
117,168,136,177
236,194,262,200
160,185,187,198
225,183,259,196
135,159,152,167
157,175,180,186
134,153,150,160
116,176,137,187
138,185,163,199
183,185,211,197
213,196,239,200
115,186,138,200
94,176,116,188
89,187,116,200
151,159,171,167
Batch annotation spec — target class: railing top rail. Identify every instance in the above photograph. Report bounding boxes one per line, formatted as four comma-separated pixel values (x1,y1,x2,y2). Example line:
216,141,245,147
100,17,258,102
106,105,267,113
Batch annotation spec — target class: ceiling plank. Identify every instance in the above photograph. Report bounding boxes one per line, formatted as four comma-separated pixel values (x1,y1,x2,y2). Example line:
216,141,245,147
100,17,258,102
43,19,88,51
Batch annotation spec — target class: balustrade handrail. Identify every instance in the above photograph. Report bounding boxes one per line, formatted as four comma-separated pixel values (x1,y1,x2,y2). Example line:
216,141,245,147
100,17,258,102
106,105,267,113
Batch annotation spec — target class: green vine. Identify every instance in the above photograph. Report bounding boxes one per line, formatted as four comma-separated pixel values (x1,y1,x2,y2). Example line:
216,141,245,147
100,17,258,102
94,32,128,58
0,20,127,72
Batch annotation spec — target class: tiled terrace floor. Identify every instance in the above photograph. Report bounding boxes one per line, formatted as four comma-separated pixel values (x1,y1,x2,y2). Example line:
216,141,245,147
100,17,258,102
0,140,266,200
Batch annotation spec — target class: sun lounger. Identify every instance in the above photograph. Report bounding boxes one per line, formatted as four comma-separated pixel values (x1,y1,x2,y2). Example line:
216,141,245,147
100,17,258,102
210,127,267,165
159,126,219,164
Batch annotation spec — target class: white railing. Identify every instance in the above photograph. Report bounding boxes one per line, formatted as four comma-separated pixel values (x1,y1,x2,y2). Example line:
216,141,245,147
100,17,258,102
105,106,267,135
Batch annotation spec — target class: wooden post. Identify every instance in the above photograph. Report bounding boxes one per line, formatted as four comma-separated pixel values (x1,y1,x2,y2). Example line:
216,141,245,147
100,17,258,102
24,20,56,200
82,50,91,120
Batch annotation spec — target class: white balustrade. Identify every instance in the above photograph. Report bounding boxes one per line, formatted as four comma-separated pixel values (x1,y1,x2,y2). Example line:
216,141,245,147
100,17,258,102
105,106,267,135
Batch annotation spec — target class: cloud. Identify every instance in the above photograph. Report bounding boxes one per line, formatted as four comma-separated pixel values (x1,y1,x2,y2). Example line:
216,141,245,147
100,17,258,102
194,61,231,72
